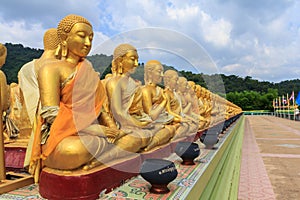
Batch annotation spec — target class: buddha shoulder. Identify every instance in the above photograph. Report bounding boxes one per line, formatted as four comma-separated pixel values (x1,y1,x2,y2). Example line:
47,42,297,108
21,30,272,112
38,61,60,78
106,75,127,90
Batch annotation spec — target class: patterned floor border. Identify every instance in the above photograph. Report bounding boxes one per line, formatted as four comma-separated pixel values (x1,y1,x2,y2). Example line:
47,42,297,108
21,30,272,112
238,117,276,200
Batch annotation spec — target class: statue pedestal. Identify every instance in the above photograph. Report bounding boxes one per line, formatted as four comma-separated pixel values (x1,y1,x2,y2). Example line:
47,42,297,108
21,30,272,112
39,155,142,200
38,132,205,200
5,147,26,172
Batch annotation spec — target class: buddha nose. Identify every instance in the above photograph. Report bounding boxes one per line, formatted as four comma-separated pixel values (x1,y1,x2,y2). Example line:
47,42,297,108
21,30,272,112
85,37,92,47
134,59,138,67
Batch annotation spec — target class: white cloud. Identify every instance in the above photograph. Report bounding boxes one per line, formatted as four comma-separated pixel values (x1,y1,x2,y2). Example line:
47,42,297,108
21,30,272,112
166,5,199,20
0,20,44,48
199,11,232,47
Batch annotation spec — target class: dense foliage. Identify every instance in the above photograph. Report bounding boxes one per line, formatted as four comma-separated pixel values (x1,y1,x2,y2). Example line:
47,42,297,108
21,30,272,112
2,43,299,111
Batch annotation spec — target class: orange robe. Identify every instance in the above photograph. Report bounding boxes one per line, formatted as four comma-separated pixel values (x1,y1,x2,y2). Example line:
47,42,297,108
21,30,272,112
29,60,105,177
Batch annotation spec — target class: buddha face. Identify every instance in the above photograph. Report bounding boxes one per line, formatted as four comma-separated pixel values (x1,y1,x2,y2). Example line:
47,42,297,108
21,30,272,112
167,74,178,89
151,64,163,84
177,77,187,93
66,22,93,59
121,50,138,74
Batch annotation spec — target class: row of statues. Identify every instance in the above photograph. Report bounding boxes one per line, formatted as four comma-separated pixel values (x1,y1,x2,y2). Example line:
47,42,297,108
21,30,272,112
0,14,242,182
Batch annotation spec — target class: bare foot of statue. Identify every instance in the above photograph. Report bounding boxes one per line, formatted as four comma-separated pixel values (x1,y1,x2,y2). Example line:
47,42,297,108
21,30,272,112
82,159,103,171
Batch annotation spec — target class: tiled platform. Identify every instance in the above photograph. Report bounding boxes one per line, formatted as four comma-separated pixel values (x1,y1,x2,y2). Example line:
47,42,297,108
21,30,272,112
239,115,300,200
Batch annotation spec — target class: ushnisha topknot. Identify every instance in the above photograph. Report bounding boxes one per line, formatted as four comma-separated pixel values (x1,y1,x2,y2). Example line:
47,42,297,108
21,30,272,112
113,43,137,60
43,28,60,50
57,14,92,41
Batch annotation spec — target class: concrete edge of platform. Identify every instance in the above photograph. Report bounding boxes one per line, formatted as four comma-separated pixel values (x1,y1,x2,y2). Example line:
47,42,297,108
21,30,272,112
190,116,244,200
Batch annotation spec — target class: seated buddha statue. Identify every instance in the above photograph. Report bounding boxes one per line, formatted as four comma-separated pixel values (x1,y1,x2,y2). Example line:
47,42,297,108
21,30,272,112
18,28,60,126
187,81,207,129
211,94,226,124
21,28,60,167
203,88,213,126
141,60,176,150
195,85,211,128
29,15,122,181
176,76,199,133
5,83,21,139
163,70,191,139
0,44,9,113
0,43,10,141
106,44,172,152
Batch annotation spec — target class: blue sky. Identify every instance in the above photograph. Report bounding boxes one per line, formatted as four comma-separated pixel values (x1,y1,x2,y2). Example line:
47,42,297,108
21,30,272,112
0,0,300,83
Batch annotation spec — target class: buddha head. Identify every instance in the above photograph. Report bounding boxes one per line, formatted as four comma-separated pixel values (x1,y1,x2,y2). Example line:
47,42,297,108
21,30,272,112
164,70,178,90
177,77,188,93
188,81,196,90
44,28,59,51
0,43,7,68
37,28,60,62
112,43,138,75
195,85,202,98
187,81,196,95
57,14,93,61
144,60,164,85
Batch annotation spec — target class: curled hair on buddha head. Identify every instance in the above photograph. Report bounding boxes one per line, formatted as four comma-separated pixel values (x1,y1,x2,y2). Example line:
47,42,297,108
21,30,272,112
144,60,162,84
178,76,187,83
43,28,60,51
164,69,178,79
57,14,92,41
111,43,137,74
0,43,7,57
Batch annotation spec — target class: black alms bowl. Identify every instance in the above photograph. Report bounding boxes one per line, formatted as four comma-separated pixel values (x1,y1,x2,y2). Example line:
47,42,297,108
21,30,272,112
140,159,178,194
175,142,200,165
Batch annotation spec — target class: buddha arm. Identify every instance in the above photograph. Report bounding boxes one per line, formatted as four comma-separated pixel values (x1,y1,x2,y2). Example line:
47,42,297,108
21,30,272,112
38,63,60,111
107,78,149,127
0,71,9,111
164,91,182,123
142,87,167,121
182,101,192,114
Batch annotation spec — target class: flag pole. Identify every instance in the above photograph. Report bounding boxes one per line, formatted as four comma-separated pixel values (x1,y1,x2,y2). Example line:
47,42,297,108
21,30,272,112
276,98,278,117
287,93,290,120
272,99,276,116
283,95,286,119
293,91,296,121
278,96,281,117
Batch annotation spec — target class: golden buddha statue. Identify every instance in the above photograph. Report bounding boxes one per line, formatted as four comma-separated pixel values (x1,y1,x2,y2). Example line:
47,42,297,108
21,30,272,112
195,85,212,127
106,44,172,153
18,28,60,126
176,77,199,133
210,94,222,125
0,43,9,112
20,28,60,167
163,70,191,139
5,83,21,139
187,81,206,129
29,15,121,181
0,43,10,141
203,88,213,126
142,60,176,150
